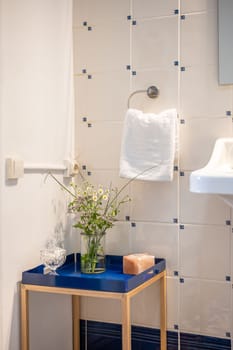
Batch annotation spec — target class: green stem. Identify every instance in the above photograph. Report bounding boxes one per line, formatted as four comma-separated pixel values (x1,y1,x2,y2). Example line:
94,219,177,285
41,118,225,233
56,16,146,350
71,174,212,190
45,172,77,199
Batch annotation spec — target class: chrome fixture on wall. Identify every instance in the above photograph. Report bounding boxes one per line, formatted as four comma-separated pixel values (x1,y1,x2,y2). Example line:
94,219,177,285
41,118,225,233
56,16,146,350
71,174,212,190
127,85,159,108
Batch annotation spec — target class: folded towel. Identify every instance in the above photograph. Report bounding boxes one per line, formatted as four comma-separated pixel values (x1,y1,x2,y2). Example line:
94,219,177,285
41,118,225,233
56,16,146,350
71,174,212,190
119,108,177,181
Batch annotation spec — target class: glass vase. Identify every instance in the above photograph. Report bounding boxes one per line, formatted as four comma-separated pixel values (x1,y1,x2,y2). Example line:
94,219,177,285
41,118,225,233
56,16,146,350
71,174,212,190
80,232,106,273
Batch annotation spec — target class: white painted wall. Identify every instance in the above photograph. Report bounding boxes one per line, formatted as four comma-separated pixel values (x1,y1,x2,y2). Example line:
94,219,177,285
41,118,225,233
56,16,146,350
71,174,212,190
0,1,74,349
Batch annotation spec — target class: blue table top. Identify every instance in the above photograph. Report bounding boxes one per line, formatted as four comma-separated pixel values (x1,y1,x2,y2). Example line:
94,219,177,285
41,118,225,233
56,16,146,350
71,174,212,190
22,254,166,293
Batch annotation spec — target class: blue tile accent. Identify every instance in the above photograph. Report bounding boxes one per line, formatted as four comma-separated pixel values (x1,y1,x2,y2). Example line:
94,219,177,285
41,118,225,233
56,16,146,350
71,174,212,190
174,60,179,66
83,21,87,26
131,222,136,227
181,66,186,71
132,20,137,25
132,71,137,76
86,321,121,350
80,320,86,349
180,278,184,283
87,171,92,176
127,15,131,20
174,9,179,15
82,117,87,122
173,218,178,223
226,220,231,226
174,165,178,171
87,123,92,127
82,69,87,74
125,216,130,221
126,65,131,70
88,74,92,79
81,320,231,350
82,165,86,170
88,26,92,31
83,320,178,350
180,171,185,177
181,15,186,20
180,224,185,229
180,119,185,124
180,331,231,350
226,110,232,116
174,271,179,276
225,276,231,281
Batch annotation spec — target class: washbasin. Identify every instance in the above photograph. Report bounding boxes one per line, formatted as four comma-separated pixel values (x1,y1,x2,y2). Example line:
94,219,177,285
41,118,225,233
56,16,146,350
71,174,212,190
190,138,233,207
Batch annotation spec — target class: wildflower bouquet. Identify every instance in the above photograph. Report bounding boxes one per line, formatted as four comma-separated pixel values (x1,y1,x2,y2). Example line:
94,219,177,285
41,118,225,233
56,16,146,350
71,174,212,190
49,173,130,273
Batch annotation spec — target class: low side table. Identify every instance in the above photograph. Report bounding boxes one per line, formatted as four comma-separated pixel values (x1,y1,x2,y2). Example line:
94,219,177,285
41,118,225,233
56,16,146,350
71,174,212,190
21,255,167,350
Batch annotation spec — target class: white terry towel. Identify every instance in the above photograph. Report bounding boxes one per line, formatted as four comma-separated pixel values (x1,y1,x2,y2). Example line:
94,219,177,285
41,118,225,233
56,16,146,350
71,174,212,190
119,108,177,181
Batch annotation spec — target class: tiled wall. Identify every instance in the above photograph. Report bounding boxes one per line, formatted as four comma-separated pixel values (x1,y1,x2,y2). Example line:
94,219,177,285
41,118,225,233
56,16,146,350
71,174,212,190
73,0,233,348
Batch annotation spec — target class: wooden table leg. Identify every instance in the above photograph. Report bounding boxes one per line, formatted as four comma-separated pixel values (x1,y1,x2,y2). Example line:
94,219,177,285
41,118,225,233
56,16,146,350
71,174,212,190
21,284,29,350
160,272,167,350
72,295,80,350
122,294,131,350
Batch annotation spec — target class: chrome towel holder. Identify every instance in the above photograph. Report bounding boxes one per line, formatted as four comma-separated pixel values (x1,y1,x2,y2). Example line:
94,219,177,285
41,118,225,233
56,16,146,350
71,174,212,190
127,85,159,108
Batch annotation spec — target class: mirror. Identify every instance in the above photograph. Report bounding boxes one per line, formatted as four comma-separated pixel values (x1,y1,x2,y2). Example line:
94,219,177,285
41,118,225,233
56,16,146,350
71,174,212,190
218,0,233,85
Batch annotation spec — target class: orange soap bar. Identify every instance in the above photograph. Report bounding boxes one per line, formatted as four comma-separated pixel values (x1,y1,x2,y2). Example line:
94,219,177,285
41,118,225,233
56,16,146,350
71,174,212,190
123,253,155,275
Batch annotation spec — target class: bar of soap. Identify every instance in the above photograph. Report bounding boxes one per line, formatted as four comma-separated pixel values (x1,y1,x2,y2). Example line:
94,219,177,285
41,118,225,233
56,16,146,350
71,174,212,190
123,253,155,275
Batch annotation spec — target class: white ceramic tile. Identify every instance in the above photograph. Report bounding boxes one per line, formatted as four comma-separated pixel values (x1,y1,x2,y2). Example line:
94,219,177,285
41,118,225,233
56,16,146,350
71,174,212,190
87,169,131,221
231,231,233,282
76,121,123,169
130,173,178,223
87,169,131,192
132,0,178,19
84,297,121,323
180,11,218,66
84,277,177,327
73,27,87,74
73,0,130,26
75,71,130,122
64,215,81,254
80,297,88,319
200,281,231,337
86,276,178,330
74,21,130,74
106,222,131,255
132,17,178,70
179,171,230,225
130,69,178,113
180,224,231,280
180,117,233,171
180,278,200,333
131,280,160,328
180,65,233,118
181,0,217,14
131,222,178,276
166,277,179,330
180,279,231,337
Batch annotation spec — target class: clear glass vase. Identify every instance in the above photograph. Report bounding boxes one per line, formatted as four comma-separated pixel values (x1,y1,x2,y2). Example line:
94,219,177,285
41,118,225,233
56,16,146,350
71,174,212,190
80,232,106,273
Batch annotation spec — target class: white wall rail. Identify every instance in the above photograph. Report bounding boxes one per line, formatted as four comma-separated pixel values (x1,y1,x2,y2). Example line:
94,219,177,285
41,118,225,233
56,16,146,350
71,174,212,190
5,158,79,180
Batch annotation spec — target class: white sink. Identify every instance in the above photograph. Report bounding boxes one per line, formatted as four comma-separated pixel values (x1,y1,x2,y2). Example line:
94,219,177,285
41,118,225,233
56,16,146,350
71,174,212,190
190,138,233,207
190,168,233,195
